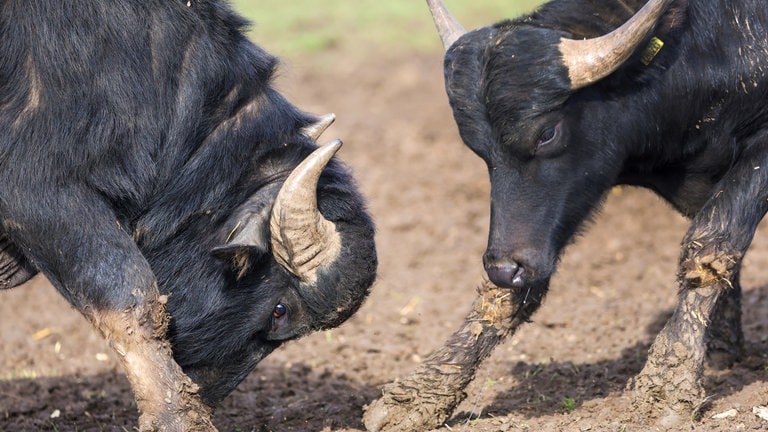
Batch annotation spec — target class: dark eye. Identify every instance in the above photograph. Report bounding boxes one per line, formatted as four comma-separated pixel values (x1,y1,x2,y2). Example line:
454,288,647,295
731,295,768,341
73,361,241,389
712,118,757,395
536,122,561,148
273,303,287,319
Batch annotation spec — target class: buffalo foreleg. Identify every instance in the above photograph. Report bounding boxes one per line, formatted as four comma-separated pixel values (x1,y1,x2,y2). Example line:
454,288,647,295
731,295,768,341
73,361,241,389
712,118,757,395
631,145,768,418
0,188,216,431
631,240,740,417
363,277,540,432
86,290,215,432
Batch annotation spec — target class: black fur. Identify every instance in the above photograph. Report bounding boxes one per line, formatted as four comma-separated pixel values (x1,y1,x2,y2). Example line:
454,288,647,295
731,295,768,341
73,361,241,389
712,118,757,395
0,0,376,406
443,0,768,312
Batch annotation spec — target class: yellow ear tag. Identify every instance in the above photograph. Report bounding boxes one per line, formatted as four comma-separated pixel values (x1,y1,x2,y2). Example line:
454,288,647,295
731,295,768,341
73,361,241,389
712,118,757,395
640,37,664,66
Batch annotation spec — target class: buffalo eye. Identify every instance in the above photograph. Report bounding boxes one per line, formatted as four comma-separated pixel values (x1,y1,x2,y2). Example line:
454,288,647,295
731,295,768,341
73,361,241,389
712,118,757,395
536,122,562,149
273,303,287,319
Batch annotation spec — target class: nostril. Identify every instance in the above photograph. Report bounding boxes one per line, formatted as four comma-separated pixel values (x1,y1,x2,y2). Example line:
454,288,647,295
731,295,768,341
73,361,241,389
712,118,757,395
484,260,525,288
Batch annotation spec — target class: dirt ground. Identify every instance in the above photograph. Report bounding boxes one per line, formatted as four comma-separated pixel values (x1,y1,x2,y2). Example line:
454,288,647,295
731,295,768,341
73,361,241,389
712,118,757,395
2,45,768,431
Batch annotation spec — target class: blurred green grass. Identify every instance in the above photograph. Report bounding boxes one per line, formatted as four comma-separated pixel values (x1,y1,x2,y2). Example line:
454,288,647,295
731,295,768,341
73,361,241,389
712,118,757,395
232,0,544,56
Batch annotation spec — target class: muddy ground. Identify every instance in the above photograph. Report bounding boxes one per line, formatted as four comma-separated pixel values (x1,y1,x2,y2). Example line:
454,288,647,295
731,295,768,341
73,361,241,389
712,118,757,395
2,44,768,431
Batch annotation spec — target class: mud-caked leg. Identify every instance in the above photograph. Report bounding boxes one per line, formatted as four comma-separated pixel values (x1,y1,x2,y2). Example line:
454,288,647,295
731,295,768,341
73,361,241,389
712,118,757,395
705,274,743,370
85,287,214,431
364,278,542,432
631,147,768,418
0,188,215,431
631,239,741,416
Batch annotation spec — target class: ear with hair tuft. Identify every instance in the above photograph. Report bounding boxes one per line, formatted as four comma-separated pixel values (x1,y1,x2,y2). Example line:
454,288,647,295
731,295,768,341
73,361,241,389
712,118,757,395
211,182,282,274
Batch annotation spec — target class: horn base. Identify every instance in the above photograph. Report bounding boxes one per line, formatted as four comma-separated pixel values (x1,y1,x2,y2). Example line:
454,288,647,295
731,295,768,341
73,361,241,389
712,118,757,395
270,207,341,284
559,0,670,89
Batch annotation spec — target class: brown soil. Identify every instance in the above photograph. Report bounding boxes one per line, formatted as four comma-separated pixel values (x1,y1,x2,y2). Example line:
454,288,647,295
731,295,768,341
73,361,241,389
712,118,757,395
2,46,768,432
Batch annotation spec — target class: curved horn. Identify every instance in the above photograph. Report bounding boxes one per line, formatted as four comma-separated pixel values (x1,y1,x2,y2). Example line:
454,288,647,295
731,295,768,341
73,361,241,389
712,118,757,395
559,0,669,89
270,140,342,284
426,0,466,51
302,113,336,141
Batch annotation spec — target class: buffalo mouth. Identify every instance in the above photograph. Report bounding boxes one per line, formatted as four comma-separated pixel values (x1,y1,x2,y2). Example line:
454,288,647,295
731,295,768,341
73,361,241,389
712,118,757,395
482,242,556,290
483,254,526,288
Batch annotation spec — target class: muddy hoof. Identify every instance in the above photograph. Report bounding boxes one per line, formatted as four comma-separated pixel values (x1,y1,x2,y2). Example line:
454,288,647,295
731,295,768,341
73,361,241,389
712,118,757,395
363,386,458,432
138,409,217,432
364,278,523,432
628,335,711,419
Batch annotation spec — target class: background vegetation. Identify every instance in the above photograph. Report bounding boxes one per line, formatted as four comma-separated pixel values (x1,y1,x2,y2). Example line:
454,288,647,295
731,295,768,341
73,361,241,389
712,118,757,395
231,0,545,56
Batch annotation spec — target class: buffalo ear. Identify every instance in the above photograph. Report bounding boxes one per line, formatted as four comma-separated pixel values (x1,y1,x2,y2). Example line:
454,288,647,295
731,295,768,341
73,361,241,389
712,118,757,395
211,183,281,273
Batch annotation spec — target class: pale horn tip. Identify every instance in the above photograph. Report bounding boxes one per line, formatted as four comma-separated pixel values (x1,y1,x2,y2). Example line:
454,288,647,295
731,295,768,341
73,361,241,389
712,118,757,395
273,139,342,207
426,0,467,51
303,113,337,141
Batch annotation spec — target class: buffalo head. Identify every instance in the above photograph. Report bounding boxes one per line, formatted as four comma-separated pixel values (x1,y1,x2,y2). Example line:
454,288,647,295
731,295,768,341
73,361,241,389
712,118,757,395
427,0,670,293
164,114,377,405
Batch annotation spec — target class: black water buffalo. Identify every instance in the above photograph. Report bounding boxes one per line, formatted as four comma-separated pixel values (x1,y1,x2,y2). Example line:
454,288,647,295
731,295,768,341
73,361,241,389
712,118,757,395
428,0,768,416
0,1,376,430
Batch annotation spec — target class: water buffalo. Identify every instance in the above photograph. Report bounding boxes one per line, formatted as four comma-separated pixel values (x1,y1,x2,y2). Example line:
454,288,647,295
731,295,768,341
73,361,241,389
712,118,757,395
0,1,376,430
429,0,767,417
366,0,768,429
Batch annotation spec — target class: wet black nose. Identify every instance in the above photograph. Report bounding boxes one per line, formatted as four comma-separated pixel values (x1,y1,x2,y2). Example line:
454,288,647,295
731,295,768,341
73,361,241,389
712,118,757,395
483,253,526,288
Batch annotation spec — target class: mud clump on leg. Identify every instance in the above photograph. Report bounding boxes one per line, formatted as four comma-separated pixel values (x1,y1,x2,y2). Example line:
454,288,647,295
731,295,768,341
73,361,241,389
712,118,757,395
629,242,740,427
89,290,216,432
363,278,522,432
